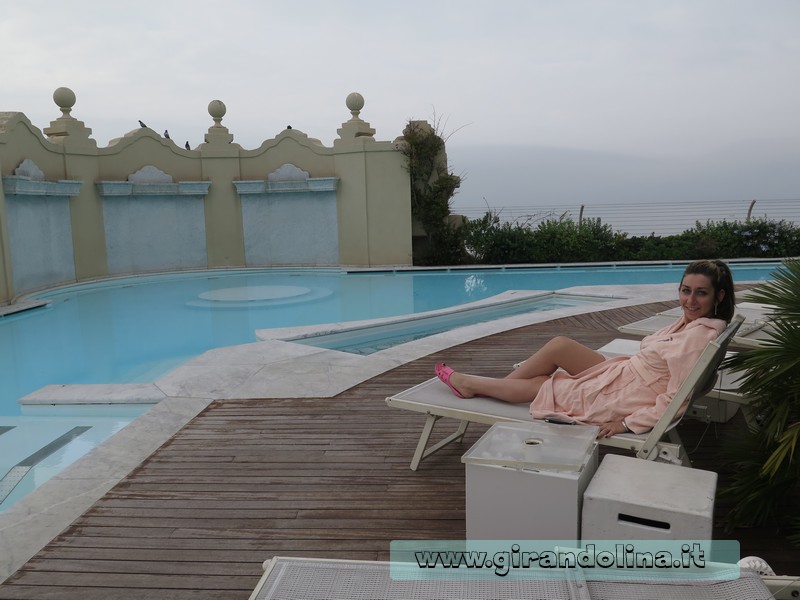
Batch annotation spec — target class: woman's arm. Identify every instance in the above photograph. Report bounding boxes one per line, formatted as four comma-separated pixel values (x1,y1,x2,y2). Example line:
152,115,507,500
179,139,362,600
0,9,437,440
624,326,719,432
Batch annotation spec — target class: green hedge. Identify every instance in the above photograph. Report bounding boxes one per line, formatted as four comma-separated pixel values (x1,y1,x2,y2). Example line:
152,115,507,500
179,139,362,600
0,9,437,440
460,214,800,264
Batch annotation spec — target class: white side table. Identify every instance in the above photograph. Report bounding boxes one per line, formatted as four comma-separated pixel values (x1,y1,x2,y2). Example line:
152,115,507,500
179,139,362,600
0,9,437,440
462,421,599,541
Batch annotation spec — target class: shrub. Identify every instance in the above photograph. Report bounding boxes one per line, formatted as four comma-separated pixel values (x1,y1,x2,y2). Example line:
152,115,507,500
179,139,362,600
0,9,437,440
463,212,627,264
621,232,697,261
398,121,464,265
532,216,625,263
461,211,798,265
686,218,800,259
463,212,537,264
616,218,800,263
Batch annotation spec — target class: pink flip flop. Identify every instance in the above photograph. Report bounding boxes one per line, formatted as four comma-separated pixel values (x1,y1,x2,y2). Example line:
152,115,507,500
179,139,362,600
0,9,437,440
435,363,464,398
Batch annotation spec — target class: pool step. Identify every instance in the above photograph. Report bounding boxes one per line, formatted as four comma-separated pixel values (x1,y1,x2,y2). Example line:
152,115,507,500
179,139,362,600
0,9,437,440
0,300,49,318
0,426,91,503
19,383,166,407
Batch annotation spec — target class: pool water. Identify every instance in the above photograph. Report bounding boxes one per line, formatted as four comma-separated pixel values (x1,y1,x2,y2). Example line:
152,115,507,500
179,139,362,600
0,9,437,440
0,261,783,511
291,293,609,354
0,262,782,416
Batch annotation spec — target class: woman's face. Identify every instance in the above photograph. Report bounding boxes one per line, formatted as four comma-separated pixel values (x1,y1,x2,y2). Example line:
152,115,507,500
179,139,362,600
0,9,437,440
679,274,721,321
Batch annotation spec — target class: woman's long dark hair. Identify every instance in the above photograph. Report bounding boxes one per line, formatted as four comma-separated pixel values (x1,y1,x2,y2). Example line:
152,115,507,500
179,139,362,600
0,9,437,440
681,259,736,322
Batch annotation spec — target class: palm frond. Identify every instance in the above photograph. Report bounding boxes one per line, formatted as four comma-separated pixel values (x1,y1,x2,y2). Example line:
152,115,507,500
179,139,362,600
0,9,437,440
762,421,800,478
740,259,800,321
719,258,800,529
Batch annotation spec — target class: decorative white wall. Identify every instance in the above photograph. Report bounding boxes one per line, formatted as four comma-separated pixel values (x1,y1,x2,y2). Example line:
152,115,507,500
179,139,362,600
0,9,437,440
237,164,339,266
2,160,80,292
99,166,209,274
0,90,415,303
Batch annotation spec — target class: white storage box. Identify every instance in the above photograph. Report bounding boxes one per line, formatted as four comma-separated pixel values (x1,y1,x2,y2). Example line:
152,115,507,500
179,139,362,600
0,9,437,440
582,454,717,540
462,421,599,541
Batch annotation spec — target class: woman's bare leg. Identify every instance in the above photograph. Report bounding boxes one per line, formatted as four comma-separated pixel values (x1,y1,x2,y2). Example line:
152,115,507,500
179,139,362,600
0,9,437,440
508,336,606,379
447,372,549,403
442,336,606,404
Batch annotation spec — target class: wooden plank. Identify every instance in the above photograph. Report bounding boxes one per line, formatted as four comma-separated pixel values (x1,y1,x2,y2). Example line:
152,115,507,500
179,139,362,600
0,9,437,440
0,588,236,600
2,298,798,599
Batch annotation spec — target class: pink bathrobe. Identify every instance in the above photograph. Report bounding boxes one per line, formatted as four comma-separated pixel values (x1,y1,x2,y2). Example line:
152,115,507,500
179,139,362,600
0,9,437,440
530,316,726,434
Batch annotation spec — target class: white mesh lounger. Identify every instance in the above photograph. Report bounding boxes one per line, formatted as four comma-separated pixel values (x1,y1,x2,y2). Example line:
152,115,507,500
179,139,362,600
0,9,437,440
248,556,790,600
386,315,743,470
619,303,775,349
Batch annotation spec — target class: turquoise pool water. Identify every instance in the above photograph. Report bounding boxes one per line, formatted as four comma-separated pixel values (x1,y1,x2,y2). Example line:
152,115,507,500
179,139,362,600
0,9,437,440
291,293,610,354
0,261,783,510
0,262,782,416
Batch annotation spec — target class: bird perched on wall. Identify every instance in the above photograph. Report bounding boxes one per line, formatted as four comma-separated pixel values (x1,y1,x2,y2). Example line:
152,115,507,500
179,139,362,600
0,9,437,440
164,130,171,139
138,120,147,128
185,141,191,150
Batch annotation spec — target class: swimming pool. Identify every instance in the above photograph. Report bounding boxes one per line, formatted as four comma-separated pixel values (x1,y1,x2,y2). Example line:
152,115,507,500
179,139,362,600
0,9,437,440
0,261,783,416
0,261,783,510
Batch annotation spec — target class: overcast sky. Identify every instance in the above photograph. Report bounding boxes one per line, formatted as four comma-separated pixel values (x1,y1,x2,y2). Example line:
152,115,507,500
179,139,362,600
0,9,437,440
2,1,799,214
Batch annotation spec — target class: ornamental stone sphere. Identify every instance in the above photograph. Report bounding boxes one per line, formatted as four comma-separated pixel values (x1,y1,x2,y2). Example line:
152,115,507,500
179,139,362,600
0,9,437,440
208,100,227,120
346,92,364,113
53,87,76,110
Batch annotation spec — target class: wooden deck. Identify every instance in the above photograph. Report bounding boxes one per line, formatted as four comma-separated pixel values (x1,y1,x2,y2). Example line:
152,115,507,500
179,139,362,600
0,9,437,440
1,301,798,599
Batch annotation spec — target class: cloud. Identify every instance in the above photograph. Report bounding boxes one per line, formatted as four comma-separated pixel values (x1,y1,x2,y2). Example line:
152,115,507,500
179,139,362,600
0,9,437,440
1,0,798,165
447,139,800,211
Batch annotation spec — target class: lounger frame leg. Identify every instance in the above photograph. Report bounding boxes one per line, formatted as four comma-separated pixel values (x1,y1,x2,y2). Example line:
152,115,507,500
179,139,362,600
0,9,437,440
664,429,691,467
410,415,470,471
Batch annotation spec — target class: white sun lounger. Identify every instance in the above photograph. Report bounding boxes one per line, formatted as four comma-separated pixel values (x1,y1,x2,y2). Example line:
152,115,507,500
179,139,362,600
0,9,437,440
249,555,795,600
619,303,775,349
386,315,744,470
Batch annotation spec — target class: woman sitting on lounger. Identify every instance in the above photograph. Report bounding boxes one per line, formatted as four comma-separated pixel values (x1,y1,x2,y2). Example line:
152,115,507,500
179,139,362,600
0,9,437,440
435,259,736,439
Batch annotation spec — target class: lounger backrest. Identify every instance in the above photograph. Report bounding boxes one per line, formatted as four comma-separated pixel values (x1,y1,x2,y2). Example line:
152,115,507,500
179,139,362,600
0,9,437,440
636,314,744,459
693,322,741,398
681,313,745,409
